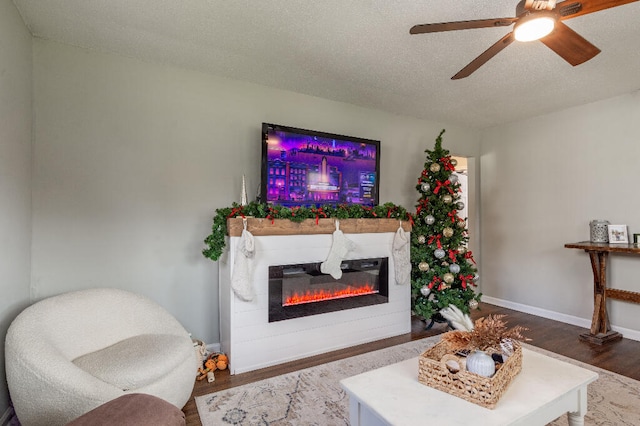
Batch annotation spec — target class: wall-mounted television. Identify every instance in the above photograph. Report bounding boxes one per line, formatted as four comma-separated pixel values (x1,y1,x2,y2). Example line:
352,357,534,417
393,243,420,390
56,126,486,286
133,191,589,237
261,123,380,208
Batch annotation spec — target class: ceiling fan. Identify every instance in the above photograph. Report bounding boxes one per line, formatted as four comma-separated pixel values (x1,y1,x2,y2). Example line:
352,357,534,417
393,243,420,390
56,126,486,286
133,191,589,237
410,0,639,79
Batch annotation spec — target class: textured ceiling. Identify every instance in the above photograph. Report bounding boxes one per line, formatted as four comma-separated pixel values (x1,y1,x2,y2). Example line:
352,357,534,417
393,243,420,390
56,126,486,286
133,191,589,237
12,0,640,128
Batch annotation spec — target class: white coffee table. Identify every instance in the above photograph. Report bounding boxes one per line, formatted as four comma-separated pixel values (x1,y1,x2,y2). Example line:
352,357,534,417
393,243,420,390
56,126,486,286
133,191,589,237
340,347,598,426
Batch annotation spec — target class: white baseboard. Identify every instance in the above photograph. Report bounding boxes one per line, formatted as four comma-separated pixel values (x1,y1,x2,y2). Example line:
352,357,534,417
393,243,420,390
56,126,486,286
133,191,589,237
206,342,221,354
482,296,640,342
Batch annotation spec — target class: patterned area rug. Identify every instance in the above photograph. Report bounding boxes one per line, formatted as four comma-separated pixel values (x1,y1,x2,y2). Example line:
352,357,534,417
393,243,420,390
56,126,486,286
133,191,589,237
196,336,640,425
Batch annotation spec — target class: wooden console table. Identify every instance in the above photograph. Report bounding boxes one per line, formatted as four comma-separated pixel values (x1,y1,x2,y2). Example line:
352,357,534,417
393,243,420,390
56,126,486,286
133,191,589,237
565,241,640,344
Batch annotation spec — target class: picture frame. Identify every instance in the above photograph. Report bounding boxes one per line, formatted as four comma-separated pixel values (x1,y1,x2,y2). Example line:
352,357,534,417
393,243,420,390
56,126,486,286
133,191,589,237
607,224,628,244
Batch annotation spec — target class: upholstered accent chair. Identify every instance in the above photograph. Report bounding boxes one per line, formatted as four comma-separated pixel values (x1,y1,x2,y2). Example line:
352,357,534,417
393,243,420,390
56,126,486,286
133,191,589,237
5,288,197,426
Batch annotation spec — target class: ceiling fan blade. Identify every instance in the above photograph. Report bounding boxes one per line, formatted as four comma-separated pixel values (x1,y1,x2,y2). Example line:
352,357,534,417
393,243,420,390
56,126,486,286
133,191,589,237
410,17,518,34
556,0,639,19
452,32,516,79
524,0,558,11
540,21,600,65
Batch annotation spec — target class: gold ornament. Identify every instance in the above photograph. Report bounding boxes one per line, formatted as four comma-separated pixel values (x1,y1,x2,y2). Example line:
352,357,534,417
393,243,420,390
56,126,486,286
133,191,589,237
443,273,454,284
458,246,467,254
418,262,430,272
430,163,441,173
450,158,458,167
417,235,426,244
443,227,454,237
442,194,453,204
469,299,479,310
457,219,466,229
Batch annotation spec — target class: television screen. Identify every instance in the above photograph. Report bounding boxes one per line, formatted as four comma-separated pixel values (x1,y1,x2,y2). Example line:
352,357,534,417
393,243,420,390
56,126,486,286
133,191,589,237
261,123,380,208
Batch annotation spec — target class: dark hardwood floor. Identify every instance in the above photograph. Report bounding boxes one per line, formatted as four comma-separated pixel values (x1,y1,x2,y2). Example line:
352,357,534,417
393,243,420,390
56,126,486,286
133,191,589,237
182,303,640,425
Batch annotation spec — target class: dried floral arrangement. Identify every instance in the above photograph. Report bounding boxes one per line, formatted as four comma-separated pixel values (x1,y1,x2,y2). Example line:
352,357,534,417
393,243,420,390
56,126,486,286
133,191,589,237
441,314,530,353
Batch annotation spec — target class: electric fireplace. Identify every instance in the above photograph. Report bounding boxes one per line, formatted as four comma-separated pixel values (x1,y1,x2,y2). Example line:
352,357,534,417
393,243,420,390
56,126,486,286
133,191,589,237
219,217,411,375
268,257,389,322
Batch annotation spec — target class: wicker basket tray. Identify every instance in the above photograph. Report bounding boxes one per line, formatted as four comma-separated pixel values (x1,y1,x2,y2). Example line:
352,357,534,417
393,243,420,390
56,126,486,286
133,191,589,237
418,341,522,409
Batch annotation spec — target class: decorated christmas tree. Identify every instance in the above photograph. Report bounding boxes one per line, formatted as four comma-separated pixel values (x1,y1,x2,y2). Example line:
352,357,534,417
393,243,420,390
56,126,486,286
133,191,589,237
411,130,480,327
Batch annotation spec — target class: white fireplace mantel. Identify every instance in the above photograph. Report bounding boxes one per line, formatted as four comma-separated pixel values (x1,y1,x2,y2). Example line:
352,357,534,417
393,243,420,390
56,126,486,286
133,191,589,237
219,218,411,374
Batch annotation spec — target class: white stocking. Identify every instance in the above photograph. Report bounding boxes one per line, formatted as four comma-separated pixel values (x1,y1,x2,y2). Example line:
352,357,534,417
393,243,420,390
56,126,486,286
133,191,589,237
321,220,356,280
392,224,411,285
231,228,255,301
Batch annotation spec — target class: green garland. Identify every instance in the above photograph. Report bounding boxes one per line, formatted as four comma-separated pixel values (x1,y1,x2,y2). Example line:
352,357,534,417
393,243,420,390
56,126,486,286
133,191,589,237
202,201,411,261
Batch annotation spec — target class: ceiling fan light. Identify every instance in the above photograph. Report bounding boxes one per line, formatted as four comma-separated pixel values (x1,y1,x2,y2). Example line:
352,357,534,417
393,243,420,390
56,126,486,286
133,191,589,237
514,13,556,42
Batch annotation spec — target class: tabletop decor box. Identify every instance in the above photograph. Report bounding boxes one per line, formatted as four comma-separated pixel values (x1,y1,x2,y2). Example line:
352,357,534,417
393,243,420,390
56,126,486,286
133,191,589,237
418,341,523,409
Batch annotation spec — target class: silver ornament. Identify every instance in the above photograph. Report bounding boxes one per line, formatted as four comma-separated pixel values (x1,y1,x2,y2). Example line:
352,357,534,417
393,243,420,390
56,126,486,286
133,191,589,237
421,182,431,193
449,174,458,184
449,263,460,274
443,227,454,238
417,235,426,244
425,215,435,225
473,273,480,282
430,163,441,173
418,262,430,272
420,285,431,296
443,273,454,284
434,248,446,259
469,299,479,310
456,201,465,210
442,194,453,204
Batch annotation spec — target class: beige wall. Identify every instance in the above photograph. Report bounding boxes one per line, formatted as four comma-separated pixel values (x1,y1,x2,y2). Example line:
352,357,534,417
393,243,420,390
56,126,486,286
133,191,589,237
0,0,33,417
30,39,481,346
480,92,640,334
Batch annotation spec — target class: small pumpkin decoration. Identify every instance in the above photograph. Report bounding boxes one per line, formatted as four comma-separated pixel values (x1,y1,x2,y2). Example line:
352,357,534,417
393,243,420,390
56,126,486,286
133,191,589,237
213,353,229,370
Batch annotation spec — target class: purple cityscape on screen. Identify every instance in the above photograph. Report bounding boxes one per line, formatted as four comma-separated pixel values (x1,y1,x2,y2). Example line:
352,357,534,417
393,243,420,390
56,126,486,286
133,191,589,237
265,129,378,207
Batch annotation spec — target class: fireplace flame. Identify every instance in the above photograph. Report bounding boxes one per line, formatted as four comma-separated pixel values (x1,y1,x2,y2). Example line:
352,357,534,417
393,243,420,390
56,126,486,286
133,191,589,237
284,284,377,306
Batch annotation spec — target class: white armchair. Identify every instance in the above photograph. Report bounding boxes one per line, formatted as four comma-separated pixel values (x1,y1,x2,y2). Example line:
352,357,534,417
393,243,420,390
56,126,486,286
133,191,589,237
5,288,198,426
